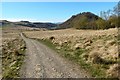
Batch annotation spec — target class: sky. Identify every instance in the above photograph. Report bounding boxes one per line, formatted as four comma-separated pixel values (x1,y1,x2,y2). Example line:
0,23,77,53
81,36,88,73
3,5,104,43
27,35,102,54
1,2,118,23
1,0,119,2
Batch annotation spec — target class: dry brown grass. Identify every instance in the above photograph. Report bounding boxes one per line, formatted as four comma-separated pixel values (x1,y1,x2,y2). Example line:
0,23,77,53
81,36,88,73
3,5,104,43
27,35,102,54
24,28,119,78
24,28,117,39
2,27,26,78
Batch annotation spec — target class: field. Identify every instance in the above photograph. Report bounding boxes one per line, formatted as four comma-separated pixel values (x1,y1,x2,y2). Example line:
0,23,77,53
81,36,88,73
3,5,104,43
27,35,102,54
24,28,119,78
1,25,46,78
1,25,119,78
1,26,26,78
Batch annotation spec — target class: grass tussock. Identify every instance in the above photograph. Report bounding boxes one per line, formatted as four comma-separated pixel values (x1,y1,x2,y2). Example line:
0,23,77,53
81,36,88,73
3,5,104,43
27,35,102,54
24,28,119,78
2,38,26,78
35,33,119,78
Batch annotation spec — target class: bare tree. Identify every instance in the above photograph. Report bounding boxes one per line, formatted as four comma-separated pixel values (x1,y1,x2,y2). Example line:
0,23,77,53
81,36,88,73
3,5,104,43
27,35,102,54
100,9,112,20
112,1,120,16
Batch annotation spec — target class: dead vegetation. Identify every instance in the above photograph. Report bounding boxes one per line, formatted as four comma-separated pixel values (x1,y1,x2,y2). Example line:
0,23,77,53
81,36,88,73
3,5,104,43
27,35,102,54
2,38,26,78
2,27,26,78
24,28,119,78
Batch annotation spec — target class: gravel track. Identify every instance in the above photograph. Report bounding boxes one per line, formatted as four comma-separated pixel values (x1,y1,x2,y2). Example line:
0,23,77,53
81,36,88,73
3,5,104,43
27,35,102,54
20,33,90,78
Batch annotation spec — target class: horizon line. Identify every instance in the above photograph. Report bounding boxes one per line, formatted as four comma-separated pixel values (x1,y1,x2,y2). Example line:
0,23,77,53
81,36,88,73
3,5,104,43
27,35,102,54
0,19,64,23
1,11,102,23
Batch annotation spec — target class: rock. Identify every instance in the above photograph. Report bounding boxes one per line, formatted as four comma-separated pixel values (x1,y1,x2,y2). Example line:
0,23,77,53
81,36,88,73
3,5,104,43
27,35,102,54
64,40,68,43
9,61,16,67
49,36,55,40
58,41,63,46
16,67,20,70
84,40,92,47
84,42,91,47
84,39,93,44
85,46,92,50
73,43,83,50
56,46,61,50
105,39,116,46
52,40,58,45
21,48,24,51
41,38,45,40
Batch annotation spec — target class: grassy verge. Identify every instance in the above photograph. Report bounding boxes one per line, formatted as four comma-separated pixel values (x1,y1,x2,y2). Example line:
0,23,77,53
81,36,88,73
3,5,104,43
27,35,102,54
2,38,26,78
33,38,107,78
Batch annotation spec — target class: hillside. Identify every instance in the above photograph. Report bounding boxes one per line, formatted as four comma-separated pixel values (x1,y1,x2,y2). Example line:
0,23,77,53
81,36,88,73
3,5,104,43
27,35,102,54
1,11,118,30
33,22,57,29
0,20,13,26
0,20,57,30
0,12,102,30
60,12,103,29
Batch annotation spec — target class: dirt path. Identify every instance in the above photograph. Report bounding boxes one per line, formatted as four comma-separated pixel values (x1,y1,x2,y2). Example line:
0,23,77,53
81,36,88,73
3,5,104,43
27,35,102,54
20,33,90,78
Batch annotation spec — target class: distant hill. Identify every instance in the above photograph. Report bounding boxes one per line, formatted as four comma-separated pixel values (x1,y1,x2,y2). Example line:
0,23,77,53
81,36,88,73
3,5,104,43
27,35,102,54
15,21,57,29
33,22,57,29
0,20,16,27
1,20,57,30
0,20,11,26
1,12,118,30
15,21,35,27
59,12,102,29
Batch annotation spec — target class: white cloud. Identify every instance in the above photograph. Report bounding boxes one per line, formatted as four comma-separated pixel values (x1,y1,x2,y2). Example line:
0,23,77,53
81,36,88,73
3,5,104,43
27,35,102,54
1,0,119,2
